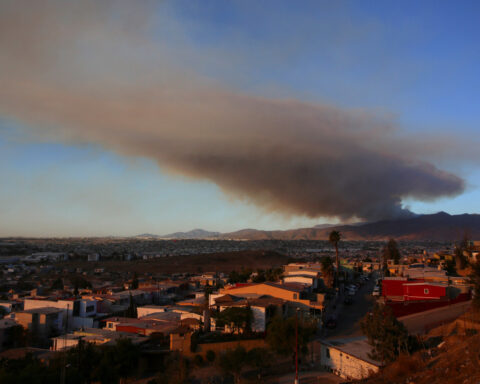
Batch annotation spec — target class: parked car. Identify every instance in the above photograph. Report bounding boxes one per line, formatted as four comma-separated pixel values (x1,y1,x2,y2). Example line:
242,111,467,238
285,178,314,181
326,316,337,329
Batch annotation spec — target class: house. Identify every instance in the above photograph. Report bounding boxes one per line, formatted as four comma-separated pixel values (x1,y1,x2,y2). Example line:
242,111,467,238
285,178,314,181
403,282,446,301
0,347,56,364
51,328,146,351
381,278,448,301
0,300,23,314
14,307,63,337
212,294,285,332
23,298,98,329
382,277,471,317
137,305,168,318
219,282,325,315
87,253,100,262
103,315,180,336
0,318,19,351
318,337,382,380
283,274,319,289
283,262,323,274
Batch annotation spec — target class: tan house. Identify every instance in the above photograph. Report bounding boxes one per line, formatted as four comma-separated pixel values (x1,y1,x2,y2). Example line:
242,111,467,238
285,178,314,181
15,307,63,337
219,282,325,313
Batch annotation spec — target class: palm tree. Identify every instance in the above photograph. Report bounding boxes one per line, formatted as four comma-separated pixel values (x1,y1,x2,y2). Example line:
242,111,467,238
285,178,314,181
329,230,341,285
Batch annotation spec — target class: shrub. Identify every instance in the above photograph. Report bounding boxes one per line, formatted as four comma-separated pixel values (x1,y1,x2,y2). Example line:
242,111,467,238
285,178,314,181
206,349,216,363
194,354,204,367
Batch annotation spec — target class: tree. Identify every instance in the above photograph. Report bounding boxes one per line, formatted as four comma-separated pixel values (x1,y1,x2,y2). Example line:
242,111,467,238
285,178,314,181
329,230,341,285
469,261,480,310
320,256,334,289
228,269,252,284
246,347,273,380
215,306,252,333
252,269,266,283
455,232,470,270
265,267,283,282
205,349,216,363
131,272,139,290
126,292,137,318
266,315,317,358
455,245,467,271
218,346,247,384
71,276,92,294
444,257,456,275
2,325,28,349
382,238,401,268
113,338,140,382
154,352,190,384
50,278,64,291
361,303,410,363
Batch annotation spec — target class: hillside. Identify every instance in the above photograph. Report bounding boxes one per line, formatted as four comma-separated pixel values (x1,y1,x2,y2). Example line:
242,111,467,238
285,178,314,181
151,212,480,241
159,229,221,239
358,311,480,384
220,212,480,241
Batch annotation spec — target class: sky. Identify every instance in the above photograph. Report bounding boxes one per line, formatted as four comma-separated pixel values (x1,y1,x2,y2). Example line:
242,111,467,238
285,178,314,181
0,0,479,237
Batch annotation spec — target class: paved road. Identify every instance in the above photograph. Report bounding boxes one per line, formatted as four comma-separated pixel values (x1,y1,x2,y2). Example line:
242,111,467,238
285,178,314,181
268,370,343,384
325,275,377,339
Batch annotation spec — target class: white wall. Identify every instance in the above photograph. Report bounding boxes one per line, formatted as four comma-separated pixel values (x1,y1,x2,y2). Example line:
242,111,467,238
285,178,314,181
137,306,166,318
320,344,379,380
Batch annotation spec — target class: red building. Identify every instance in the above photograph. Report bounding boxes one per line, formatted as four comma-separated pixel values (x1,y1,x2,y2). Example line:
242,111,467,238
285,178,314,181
381,278,423,299
382,277,471,317
403,282,446,301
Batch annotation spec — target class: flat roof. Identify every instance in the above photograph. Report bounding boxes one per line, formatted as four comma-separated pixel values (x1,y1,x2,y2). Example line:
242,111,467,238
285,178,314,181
323,337,383,367
21,307,63,315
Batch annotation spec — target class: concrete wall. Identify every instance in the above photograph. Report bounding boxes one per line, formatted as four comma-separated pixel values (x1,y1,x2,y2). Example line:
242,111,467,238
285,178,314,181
399,300,471,334
171,332,266,358
137,307,166,318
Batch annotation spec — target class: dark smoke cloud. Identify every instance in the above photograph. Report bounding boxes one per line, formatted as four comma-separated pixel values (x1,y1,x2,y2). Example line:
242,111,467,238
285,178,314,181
0,0,465,221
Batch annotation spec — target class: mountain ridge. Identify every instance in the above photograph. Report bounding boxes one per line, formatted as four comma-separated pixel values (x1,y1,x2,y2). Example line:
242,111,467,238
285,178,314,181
138,212,480,241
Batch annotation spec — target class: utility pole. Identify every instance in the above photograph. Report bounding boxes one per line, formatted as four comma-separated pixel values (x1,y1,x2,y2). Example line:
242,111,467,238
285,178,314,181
60,303,69,384
295,308,299,384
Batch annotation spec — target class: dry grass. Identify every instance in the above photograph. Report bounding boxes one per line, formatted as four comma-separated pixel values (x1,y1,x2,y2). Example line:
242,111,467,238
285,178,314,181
358,312,480,384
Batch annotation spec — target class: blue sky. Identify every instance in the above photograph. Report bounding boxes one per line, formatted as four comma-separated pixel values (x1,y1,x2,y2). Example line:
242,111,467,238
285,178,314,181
1,0,479,236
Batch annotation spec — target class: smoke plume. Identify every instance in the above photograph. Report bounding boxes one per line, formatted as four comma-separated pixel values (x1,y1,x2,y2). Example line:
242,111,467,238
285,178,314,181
0,0,465,221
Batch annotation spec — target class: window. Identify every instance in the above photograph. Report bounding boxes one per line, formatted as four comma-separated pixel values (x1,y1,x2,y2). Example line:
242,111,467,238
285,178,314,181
326,348,330,358
293,293,298,300
424,288,429,295
86,305,95,313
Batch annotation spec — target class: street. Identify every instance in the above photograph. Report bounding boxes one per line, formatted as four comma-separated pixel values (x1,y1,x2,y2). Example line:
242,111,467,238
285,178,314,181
268,370,343,384
325,274,377,339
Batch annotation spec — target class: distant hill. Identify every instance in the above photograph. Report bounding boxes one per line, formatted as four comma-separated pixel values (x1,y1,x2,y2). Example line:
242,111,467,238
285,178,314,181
139,213,480,241
219,213,480,241
159,229,221,239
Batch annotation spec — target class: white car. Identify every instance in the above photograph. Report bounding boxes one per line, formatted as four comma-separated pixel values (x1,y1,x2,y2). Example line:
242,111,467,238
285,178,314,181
372,287,380,296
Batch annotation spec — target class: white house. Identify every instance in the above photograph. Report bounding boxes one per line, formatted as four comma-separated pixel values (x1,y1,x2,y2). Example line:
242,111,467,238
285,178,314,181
318,337,382,380
23,298,97,329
